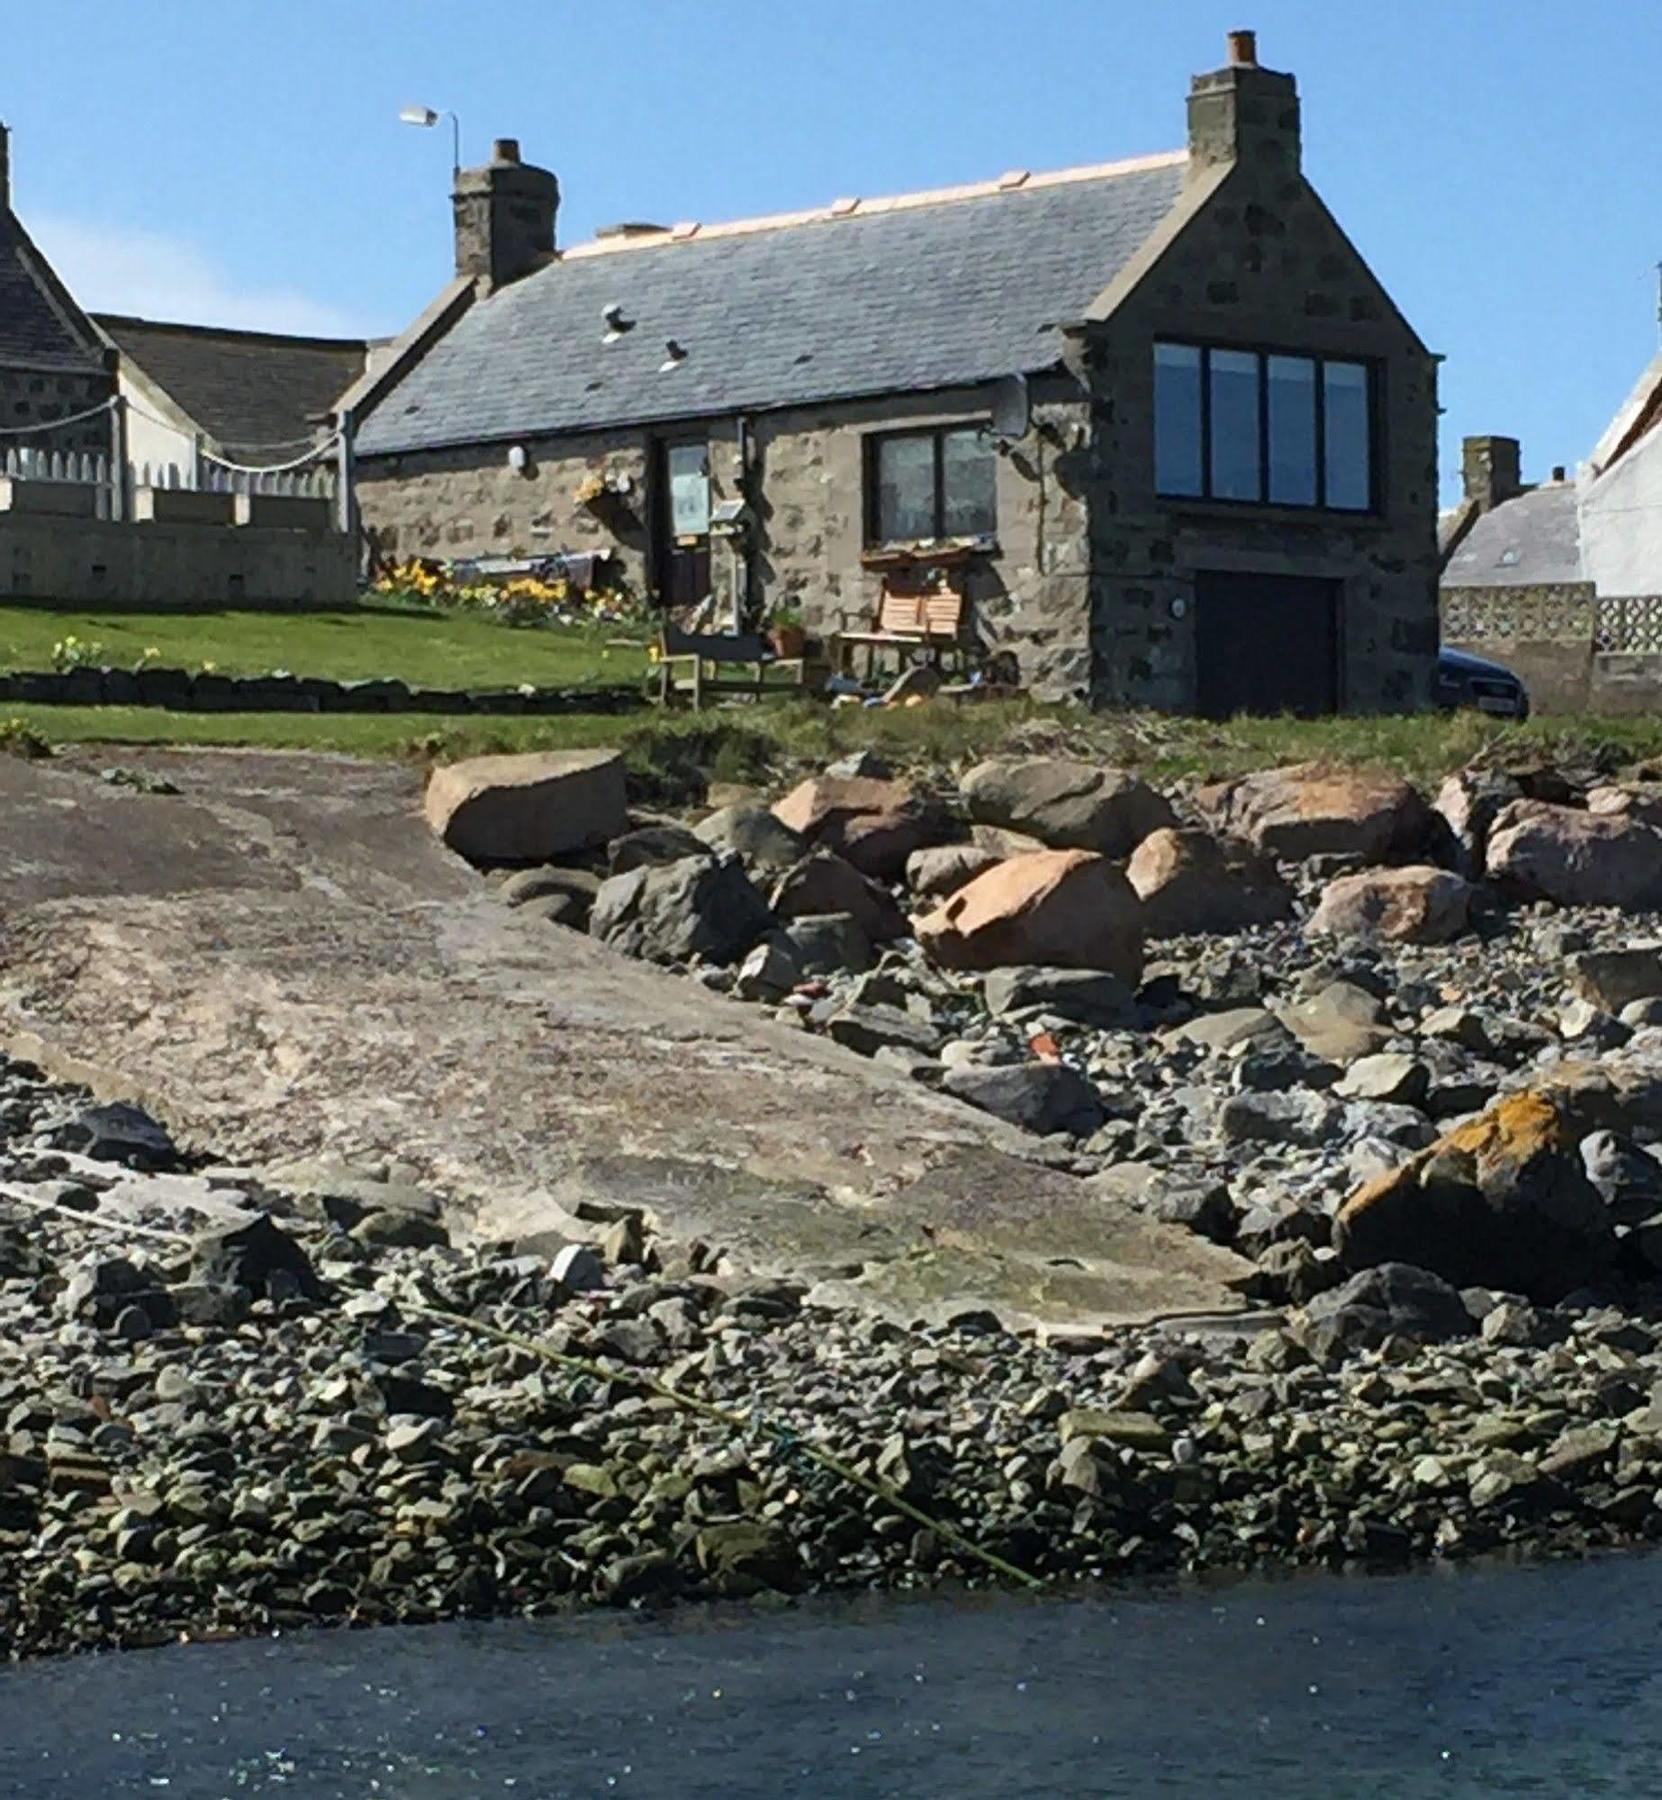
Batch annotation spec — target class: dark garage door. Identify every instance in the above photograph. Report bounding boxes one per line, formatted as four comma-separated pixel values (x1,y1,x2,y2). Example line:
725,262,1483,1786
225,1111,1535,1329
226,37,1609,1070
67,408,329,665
1194,571,1340,718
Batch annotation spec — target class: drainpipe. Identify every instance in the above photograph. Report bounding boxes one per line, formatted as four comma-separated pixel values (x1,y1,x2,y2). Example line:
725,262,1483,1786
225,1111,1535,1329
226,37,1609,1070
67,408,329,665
734,414,753,632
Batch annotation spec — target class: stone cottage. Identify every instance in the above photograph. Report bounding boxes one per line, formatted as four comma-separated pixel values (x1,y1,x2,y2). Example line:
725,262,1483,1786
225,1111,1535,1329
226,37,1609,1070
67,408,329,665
0,123,118,460
345,30,1439,714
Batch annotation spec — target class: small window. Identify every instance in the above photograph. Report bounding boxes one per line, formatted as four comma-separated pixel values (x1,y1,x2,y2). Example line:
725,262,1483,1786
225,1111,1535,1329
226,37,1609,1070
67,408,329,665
869,424,996,544
1154,341,1376,512
666,443,710,537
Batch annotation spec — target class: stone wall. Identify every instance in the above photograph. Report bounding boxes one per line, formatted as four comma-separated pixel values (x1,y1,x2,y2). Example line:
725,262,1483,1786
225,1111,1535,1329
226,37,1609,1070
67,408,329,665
1441,581,1662,715
0,369,115,459
353,431,651,596
750,378,1091,699
354,378,1094,699
1080,164,1440,712
0,514,355,607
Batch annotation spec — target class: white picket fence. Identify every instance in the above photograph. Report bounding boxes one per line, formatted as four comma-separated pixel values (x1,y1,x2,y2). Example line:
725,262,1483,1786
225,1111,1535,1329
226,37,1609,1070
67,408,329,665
0,446,334,521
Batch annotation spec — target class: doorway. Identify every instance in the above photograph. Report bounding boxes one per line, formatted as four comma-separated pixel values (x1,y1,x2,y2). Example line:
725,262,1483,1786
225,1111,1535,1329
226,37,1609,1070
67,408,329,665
1194,570,1341,718
652,439,712,610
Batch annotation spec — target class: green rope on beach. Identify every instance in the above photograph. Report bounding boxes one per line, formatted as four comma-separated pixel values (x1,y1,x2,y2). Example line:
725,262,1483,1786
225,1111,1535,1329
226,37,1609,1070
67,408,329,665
404,1300,1047,1593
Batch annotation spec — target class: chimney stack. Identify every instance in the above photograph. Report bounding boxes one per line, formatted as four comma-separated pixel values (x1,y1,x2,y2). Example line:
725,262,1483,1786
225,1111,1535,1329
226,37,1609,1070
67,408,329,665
1186,28,1301,181
453,137,559,294
1461,436,1524,513
0,123,11,213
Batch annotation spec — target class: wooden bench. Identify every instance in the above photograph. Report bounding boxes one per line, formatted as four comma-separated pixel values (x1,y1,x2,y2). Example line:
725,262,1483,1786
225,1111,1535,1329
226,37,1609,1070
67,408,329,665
652,622,806,709
832,573,973,684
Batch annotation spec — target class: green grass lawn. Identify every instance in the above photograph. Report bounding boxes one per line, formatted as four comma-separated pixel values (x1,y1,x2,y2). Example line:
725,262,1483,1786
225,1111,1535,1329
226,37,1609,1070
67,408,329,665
0,600,647,689
11,699,1662,805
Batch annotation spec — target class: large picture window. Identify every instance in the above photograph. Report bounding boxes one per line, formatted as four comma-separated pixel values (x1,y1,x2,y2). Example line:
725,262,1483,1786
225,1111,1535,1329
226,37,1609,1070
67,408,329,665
1154,342,1375,512
868,425,996,545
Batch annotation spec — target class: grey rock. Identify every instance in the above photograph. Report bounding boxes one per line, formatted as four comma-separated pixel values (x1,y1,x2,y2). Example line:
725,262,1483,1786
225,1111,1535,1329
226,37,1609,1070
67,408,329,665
1218,1090,1339,1148
551,1244,606,1294
941,1061,1105,1137
734,936,805,1001
905,843,1000,902
961,758,1175,856
825,1003,940,1060
1278,981,1390,1064
982,966,1137,1029
591,854,773,967
1163,1008,1289,1055
50,1102,178,1171
498,865,601,911
779,912,874,976
692,804,808,876
1336,1054,1430,1109
191,1214,324,1302
1294,1262,1474,1363
1582,1131,1662,1227
1569,946,1662,1012
352,1209,450,1250
770,851,906,943
607,822,712,875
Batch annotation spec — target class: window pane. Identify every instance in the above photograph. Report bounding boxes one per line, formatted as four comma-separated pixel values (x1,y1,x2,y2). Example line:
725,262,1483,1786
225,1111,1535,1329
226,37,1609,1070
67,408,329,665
875,434,936,541
1266,355,1317,506
1323,361,1372,510
940,426,996,536
667,443,710,535
1153,342,1203,497
1209,349,1261,501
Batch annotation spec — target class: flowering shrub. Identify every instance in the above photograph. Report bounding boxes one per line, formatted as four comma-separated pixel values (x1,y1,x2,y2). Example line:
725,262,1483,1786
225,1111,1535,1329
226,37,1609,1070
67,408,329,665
371,558,648,629
50,635,105,672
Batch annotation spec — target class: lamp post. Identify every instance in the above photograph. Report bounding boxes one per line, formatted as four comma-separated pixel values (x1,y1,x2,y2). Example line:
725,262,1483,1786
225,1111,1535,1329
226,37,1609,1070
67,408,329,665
399,104,461,176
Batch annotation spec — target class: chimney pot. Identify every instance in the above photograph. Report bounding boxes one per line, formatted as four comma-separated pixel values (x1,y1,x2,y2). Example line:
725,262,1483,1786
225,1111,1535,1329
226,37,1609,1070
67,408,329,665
492,137,521,164
1187,31,1298,180
1551,465,1567,483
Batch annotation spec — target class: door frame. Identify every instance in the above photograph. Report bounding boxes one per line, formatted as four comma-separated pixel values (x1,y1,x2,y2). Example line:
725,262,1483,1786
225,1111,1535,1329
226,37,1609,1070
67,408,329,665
650,434,712,611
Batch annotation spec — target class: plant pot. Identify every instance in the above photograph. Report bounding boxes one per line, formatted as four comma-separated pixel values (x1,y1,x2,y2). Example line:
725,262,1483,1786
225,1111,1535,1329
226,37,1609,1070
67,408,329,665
770,625,806,658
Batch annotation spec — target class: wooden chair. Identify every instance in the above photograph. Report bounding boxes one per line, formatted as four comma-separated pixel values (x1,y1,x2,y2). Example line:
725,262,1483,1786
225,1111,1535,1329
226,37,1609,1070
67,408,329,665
832,567,973,685
653,622,806,709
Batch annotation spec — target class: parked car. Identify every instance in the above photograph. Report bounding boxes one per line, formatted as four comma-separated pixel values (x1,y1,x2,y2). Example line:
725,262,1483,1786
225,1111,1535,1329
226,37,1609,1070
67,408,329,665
1436,645,1530,720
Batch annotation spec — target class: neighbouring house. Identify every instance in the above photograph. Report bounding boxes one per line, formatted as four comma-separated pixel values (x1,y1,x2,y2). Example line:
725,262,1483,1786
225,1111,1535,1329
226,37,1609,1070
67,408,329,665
0,123,118,461
1442,358,1662,711
344,30,1439,715
0,120,355,606
93,314,371,483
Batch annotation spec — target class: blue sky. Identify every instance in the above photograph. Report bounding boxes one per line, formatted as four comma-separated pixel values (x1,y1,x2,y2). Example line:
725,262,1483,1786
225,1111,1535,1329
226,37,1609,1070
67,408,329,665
6,0,1657,498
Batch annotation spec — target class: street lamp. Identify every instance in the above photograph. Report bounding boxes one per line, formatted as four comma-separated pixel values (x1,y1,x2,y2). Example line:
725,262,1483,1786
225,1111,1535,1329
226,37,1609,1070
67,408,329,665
399,103,460,176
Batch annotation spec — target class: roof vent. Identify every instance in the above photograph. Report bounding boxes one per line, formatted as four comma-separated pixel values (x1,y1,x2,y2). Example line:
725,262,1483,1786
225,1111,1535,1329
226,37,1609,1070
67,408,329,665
828,196,860,217
601,302,635,343
594,221,669,240
670,221,700,240
997,169,1031,190
659,339,687,372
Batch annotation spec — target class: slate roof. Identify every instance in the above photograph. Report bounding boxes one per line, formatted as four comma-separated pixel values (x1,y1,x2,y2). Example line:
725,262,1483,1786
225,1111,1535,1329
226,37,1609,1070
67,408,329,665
0,211,105,371
1441,483,1585,589
356,154,1187,456
96,315,367,466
